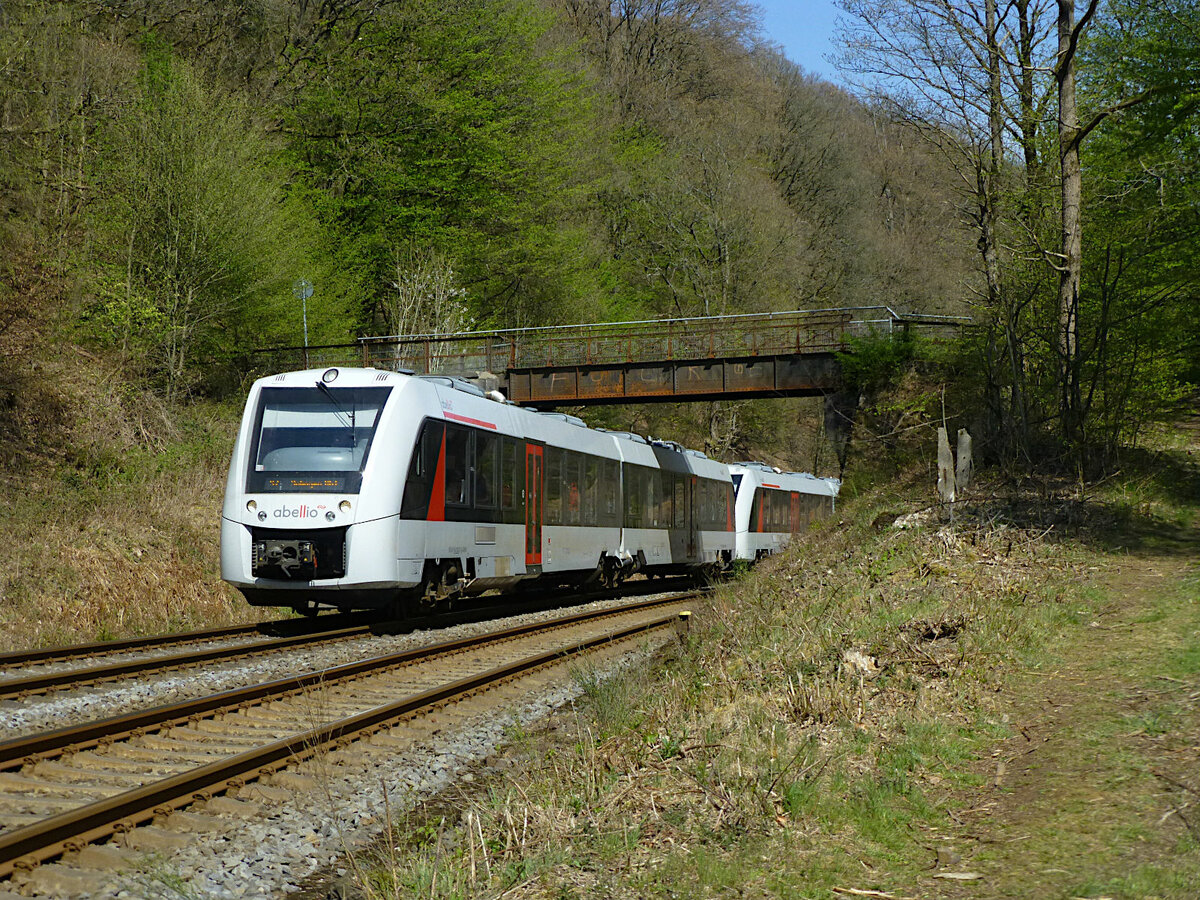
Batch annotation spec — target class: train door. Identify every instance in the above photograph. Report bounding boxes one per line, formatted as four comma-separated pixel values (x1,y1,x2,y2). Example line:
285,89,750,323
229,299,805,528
524,443,543,567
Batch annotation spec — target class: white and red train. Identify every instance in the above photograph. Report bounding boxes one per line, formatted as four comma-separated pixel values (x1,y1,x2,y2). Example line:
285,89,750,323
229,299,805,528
220,367,839,614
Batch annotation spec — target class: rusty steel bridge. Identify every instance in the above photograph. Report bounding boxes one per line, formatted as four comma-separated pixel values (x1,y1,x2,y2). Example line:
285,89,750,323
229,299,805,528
253,306,968,408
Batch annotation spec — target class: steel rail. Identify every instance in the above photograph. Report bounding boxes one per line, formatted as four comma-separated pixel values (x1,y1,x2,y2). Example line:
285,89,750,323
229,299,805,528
0,624,375,700
0,607,689,878
0,592,698,769
0,612,369,668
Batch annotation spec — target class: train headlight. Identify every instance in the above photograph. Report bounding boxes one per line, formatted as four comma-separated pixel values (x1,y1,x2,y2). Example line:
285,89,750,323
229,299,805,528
257,511,267,522
325,511,335,521
246,500,257,512
339,500,352,513
322,368,339,384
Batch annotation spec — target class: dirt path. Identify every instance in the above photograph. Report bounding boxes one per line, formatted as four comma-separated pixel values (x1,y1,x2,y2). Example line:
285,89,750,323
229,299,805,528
924,528,1200,898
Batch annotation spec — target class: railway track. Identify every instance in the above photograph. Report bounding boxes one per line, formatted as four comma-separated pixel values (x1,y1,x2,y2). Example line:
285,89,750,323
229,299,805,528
0,578,696,701
0,612,367,669
0,592,696,885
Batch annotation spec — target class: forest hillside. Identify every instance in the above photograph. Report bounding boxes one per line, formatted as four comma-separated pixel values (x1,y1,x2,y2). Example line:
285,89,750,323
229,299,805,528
0,0,1197,646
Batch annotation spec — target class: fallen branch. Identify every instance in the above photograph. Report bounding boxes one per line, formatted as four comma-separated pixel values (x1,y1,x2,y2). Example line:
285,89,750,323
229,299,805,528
832,888,916,900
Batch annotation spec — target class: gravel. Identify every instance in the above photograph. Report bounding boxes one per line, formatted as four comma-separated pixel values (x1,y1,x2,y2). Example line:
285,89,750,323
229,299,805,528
94,639,669,900
0,596,658,738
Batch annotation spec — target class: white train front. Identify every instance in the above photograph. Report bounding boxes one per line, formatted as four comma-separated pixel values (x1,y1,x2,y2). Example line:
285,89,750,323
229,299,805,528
220,367,763,614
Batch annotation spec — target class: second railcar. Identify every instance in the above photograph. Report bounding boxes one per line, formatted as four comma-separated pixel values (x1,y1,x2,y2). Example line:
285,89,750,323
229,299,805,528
729,463,839,561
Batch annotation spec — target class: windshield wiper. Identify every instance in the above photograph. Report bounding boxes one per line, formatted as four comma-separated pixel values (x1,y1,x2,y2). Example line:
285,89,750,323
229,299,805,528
315,381,356,432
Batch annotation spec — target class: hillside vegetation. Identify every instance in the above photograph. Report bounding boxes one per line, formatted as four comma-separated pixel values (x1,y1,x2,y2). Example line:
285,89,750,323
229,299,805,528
0,0,1197,648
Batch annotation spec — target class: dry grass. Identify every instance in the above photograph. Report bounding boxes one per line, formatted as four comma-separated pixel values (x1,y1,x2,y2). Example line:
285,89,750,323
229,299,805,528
0,346,257,650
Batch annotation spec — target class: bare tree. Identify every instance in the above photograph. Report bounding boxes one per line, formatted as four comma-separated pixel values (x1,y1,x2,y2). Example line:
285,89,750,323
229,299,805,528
383,248,471,373
836,0,1057,460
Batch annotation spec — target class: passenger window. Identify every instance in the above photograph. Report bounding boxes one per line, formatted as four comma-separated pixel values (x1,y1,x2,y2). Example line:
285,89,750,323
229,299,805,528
501,441,517,509
625,465,641,527
401,420,444,519
444,426,472,507
602,459,619,524
546,447,562,525
583,457,598,523
475,432,498,508
565,453,581,525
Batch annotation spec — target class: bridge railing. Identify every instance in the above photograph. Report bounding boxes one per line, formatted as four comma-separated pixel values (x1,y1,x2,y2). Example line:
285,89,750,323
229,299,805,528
251,306,967,377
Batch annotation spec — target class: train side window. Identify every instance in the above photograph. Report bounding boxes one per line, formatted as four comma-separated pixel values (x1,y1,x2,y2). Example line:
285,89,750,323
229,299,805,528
624,465,641,528
400,420,444,519
545,447,563,525
674,477,686,528
444,425,472,507
583,456,598,523
501,440,517,510
601,459,620,526
475,432,498,509
565,452,581,525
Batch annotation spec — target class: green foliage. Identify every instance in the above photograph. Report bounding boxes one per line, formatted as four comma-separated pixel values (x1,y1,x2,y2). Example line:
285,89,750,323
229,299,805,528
283,0,594,330
835,330,918,395
89,44,315,396
1073,1,1200,459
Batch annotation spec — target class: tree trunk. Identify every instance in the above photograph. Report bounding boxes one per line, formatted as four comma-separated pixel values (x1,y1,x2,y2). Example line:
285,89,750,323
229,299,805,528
1056,0,1085,445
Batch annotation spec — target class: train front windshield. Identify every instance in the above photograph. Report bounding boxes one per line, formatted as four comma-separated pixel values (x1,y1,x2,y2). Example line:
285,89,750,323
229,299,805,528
246,386,392,493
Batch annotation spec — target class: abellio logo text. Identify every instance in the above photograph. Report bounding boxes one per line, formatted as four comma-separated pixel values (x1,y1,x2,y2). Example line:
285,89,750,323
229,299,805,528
273,505,325,519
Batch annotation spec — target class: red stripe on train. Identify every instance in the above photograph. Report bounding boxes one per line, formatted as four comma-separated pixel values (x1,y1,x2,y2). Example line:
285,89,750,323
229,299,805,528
444,411,497,430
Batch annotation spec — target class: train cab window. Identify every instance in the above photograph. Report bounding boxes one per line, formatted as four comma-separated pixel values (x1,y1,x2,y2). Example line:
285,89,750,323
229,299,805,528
247,385,392,494
444,425,472,507
475,432,499,509
545,447,563,525
501,440,518,510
